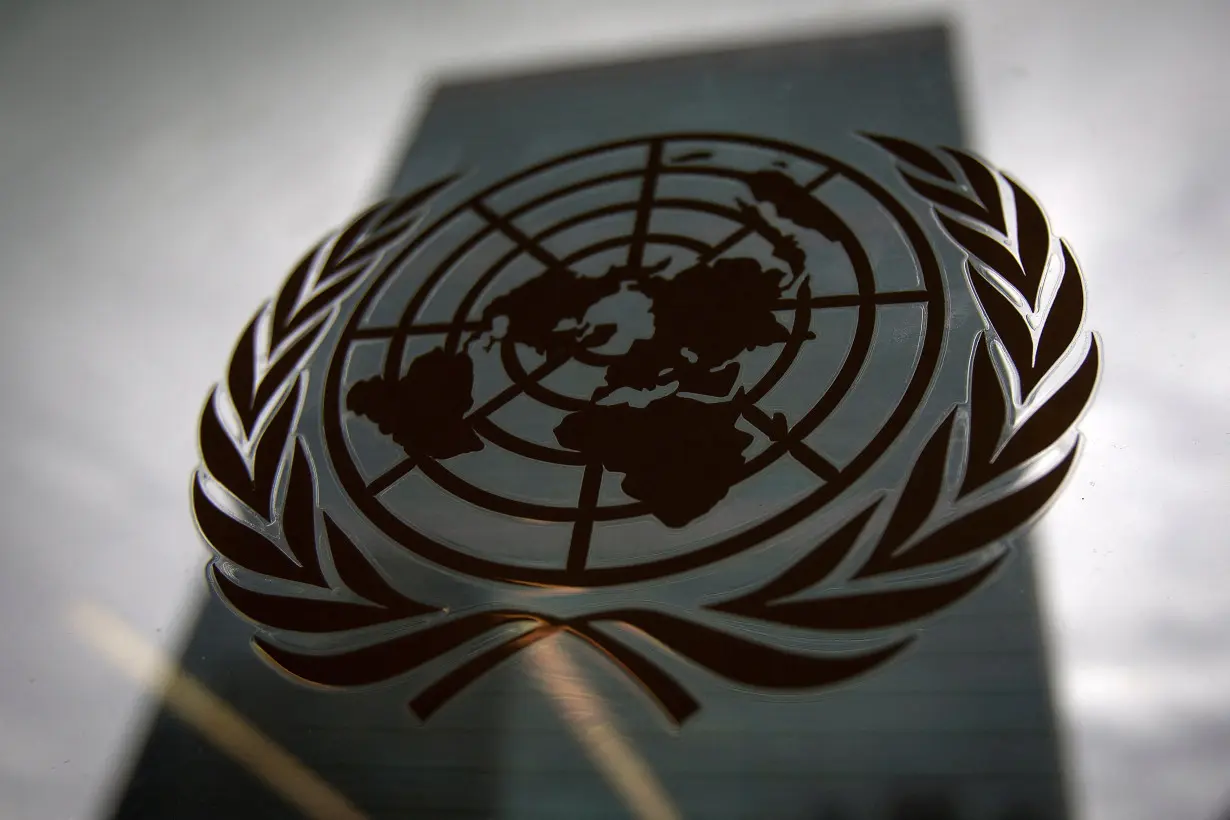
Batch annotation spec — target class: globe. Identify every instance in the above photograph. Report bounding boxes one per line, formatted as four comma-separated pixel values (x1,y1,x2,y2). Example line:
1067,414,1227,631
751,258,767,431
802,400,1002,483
323,134,945,587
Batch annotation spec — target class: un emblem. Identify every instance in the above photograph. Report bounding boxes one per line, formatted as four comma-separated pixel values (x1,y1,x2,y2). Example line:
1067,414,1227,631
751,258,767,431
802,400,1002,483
194,133,1098,725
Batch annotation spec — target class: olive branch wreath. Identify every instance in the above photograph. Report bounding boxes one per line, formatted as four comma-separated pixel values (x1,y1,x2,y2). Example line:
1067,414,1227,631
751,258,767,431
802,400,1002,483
193,137,1099,727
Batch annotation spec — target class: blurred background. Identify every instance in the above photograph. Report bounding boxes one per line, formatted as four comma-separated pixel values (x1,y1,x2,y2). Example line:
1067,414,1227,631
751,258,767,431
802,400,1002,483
1,1,1227,819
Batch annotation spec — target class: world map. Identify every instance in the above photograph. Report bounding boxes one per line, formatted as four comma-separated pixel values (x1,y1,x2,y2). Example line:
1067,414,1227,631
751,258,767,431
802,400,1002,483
349,171,829,527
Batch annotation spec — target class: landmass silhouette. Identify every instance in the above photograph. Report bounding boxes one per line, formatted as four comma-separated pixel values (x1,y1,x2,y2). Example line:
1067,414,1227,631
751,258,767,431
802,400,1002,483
598,256,796,400
347,347,483,461
554,395,753,527
349,167,825,527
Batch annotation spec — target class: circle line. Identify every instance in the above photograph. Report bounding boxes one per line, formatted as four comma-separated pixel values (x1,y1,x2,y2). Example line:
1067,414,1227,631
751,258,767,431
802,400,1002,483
324,133,946,586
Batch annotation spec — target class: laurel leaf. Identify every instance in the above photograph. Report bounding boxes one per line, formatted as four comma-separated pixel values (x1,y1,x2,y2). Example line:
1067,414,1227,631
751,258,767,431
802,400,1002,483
212,567,419,633
248,379,300,520
968,263,1034,380
597,609,913,688
247,314,327,430
959,335,1009,497
198,389,260,513
861,133,954,181
726,554,1004,630
373,201,424,236
1025,241,1086,398
330,233,403,278
857,411,957,578
876,441,1079,573
266,179,460,354
254,612,528,687
938,215,1033,306
942,148,1006,234
903,172,990,227
374,174,458,232
272,271,361,349
324,514,435,613
987,337,1100,484
269,244,320,351
712,502,880,614
226,309,261,431
192,475,305,579
273,268,359,355
320,201,384,282
411,626,561,720
322,175,459,280
1007,177,1050,299
280,440,327,587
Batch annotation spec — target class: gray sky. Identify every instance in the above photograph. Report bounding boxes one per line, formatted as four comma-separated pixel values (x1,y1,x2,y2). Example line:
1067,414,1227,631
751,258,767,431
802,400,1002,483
1,1,1228,819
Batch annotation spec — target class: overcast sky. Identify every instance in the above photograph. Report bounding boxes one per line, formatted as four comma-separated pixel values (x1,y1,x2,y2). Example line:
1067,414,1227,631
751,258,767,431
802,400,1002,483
1,2,1228,819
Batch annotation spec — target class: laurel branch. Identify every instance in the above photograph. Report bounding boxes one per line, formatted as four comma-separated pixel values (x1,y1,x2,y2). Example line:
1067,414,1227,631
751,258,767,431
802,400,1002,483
193,139,1098,727
711,136,1099,628
194,178,455,616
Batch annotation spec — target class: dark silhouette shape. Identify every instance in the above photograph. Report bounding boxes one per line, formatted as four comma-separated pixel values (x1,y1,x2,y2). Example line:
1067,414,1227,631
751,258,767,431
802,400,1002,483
669,149,713,163
599,256,796,398
358,243,804,529
481,265,626,353
478,256,672,357
480,255,672,353
745,169,845,241
554,395,753,526
649,257,794,362
355,250,800,528
348,347,483,459
735,197,807,279
327,133,948,587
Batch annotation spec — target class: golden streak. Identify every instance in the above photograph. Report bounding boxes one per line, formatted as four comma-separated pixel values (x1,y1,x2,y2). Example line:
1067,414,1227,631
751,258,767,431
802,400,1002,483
529,636,682,820
69,602,367,820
